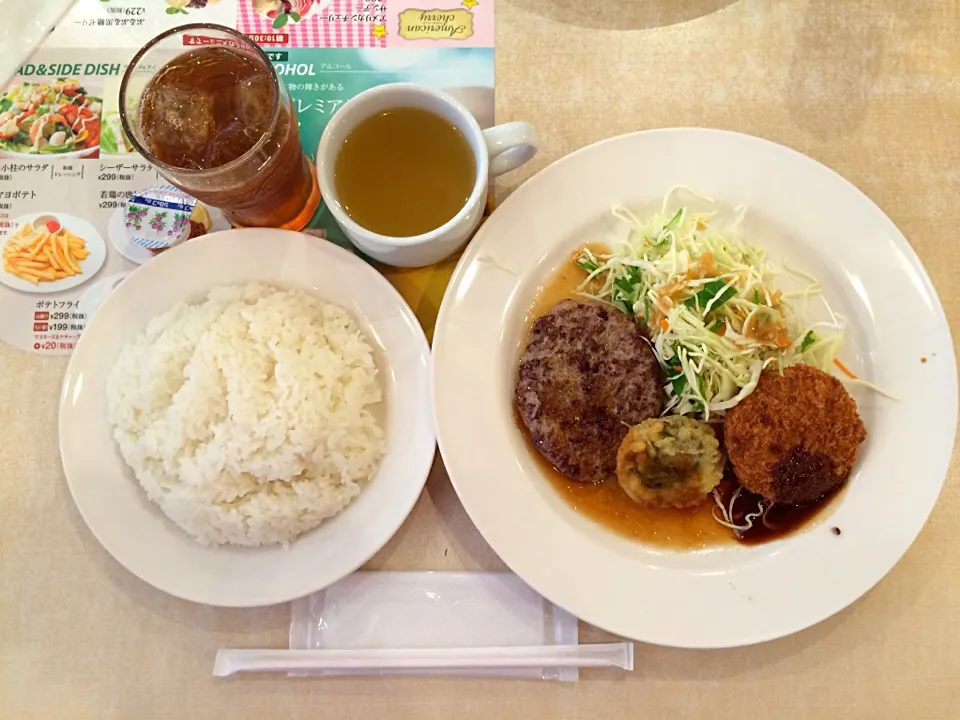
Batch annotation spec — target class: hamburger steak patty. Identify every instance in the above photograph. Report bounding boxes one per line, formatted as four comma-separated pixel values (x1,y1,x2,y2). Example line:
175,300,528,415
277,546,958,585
516,300,664,484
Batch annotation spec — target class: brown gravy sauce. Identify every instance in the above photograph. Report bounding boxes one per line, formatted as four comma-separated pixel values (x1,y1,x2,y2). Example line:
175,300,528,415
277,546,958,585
517,246,843,549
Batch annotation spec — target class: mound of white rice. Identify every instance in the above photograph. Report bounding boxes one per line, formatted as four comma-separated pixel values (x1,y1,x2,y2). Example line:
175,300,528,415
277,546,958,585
105,282,385,547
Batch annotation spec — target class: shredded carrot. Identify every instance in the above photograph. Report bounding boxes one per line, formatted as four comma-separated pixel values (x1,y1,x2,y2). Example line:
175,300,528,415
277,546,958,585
659,318,669,331
833,357,858,379
714,324,726,337
776,333,792,349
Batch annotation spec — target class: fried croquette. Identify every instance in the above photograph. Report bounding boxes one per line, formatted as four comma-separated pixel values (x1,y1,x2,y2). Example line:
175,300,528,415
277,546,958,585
617,416,724,509
724,364,866,505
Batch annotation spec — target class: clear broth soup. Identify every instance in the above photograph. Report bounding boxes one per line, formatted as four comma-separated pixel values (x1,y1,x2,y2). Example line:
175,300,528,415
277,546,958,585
334,106,475,237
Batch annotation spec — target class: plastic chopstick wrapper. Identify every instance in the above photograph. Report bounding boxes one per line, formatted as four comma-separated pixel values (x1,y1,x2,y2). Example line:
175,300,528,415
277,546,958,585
278,571,631,681
214,644,634,677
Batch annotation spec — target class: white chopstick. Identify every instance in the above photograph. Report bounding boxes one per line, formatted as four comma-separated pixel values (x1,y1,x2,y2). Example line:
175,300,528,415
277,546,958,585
214,643,634,677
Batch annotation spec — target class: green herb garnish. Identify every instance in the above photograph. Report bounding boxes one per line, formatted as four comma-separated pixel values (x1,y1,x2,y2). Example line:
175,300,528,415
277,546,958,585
663,208,683,231
651,208,684,246
669,370,687,397
611,266,642,316
578,256,599,274
685,278,736,313
800,330,817,352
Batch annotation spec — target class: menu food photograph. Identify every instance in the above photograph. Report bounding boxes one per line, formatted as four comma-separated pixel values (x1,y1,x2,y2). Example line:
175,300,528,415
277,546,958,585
2,1,958,719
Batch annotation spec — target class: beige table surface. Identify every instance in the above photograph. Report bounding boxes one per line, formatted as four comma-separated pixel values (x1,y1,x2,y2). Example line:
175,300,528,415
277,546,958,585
3,1,960,717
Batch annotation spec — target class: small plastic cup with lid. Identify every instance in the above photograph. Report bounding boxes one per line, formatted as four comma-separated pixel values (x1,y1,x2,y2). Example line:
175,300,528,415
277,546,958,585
124,184,198,252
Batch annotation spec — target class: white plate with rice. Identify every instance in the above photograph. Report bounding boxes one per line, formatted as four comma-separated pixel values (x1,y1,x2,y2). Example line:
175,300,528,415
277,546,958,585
59,229,434,607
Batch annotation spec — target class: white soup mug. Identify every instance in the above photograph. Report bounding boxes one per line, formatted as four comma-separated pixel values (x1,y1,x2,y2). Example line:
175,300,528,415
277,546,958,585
316,83,538,268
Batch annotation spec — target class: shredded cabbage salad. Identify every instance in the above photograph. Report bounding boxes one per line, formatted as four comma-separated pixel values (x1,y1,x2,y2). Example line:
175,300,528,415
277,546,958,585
576,189,852,420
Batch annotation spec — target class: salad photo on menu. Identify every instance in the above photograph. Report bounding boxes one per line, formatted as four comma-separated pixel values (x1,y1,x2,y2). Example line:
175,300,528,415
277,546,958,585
100,76,138,155
100,111,136,154
0,78,102,158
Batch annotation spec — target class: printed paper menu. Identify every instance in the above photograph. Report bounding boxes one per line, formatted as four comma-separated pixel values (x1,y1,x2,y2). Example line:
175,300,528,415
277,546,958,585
0,0,494,354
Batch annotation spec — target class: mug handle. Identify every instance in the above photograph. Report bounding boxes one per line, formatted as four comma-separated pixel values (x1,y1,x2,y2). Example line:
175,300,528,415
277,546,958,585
482,121,539,177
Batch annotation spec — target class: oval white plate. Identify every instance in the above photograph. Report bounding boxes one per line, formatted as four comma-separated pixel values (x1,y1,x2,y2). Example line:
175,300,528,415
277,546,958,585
1,211,106,293
433,128,957,648
61,229,435,607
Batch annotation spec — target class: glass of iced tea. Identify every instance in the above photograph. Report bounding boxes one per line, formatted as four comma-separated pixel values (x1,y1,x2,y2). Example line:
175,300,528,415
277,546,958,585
119,24,319,230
